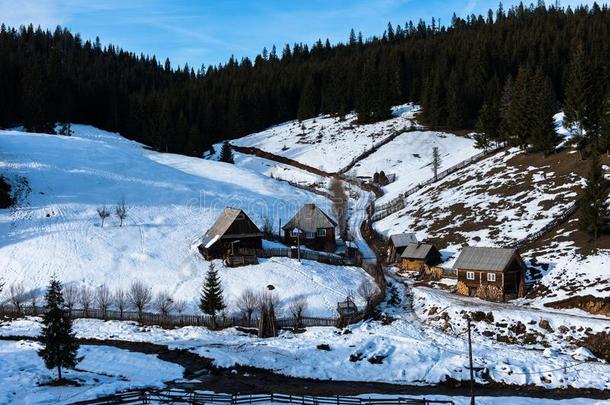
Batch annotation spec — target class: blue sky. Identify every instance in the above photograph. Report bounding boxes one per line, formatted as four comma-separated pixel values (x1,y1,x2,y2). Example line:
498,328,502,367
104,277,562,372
0,0,603,68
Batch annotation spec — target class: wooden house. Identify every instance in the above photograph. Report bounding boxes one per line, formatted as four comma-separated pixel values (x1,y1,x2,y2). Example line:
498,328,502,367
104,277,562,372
454,246,526,301
199,208,263,260
399,242,441,272
387,233,418,263
282,204,337,252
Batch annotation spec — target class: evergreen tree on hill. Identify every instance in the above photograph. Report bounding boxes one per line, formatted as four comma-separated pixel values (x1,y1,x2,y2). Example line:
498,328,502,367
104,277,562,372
578,154,609,240
219,141,234,164
564,45,589,138
529,70,559,155
199,263,226,327
38,277,81,382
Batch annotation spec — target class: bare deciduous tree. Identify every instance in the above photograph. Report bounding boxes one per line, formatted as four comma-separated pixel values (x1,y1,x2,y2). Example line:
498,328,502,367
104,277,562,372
64,284,78,316
9,283,26,313
28,289,38,315
115,198,128,227
95,284,112,319
236,288,257,323
79,286,94,317
96,206,111,227
329,178,348,240
288,296,308,329
173,299,187,315
153,291,174,321
113,288,128,319
357,281,376,313
129,281,152,321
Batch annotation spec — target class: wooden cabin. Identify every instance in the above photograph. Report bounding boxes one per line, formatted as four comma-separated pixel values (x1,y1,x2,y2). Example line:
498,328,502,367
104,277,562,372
454,246,526,302
282,204,337,252
199,208,263,260
399,242,441,272
387,233,418,263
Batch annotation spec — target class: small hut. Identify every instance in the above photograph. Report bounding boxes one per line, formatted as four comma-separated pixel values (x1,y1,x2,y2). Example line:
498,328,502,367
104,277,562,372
199,208,263,260
400,242,441,272
387,233,418,263
454,246,526,301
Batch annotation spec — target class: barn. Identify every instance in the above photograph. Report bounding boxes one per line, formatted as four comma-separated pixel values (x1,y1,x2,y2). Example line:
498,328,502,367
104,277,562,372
399,242,441,272
387,233,418,263
454,246,526,301
199,208,263,260
282,204,337,252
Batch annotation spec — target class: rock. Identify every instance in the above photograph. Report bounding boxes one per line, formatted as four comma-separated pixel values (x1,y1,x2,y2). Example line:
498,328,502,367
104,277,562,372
539,319,554,333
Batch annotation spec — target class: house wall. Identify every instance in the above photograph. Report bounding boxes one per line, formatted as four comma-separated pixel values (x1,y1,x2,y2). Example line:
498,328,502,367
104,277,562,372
202,236,262,260
283,227,336,252
457,269,505,294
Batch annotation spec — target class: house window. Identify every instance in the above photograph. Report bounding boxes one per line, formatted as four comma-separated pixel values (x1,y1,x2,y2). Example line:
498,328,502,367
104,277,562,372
305,231,315,239
466,271,475,280
317,228,327,237
291,229,300,237
487,272,496,282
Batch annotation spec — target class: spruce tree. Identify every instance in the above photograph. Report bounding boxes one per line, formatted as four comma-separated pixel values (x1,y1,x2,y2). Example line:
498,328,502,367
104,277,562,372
564,45,588,137
504,66,534,149
578,154,609,240
38,277,80,382
218,141,234,164
199,263,226,327
529,70,558,155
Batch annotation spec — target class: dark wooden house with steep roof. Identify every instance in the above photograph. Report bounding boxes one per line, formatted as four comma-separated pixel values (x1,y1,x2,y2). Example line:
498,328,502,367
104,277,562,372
387,233,418,263
454,246,526,301
399,242,441,272
199,208,263,260
282,204,337,252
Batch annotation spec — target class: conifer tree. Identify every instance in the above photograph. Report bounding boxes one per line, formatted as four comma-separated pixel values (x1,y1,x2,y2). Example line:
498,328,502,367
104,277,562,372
578,153,609,240
503,66,533,148
529,70,558,155
38,277,80,382
218,141,234,164
199,263,226,327
564,45,589,137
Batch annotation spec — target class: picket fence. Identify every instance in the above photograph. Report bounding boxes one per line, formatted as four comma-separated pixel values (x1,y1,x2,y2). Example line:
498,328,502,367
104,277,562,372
370,143,508,222
72,389,455,405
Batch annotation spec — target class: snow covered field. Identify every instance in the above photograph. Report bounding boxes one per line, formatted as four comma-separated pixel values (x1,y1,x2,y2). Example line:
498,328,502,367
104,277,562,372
2,274,608,392
0,339,183,404
232,104,418,173
347,130,480,204
0,125,373,317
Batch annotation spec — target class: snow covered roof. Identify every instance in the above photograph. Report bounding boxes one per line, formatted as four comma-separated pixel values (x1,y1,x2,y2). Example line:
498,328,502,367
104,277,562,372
282,204,337,232
203,207,262,247
400,243,436,260
389,233,418,248
453,246,518,272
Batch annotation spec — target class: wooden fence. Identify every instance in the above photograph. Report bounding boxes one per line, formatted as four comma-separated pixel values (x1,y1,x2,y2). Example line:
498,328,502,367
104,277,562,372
236,247,352,267
370,143,508,222
71,388,455,405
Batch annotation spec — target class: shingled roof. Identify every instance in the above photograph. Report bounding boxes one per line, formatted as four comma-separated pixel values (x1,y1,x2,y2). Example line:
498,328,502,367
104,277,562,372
282,204,337,232
201,208,262,248
400,242,436,260
390,233,418,248
453,246,518,272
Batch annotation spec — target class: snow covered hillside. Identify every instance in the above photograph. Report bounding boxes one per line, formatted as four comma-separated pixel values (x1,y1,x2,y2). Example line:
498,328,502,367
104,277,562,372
231,104,418,173
0,125,373,317
374,147,584,254
347,130,479,204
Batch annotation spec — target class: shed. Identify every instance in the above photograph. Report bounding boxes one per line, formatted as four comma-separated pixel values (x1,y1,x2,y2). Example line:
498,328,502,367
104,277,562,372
387,233,418,263
282,204,337,252
454,246,526,301
399,242,441,272
199,208,263,260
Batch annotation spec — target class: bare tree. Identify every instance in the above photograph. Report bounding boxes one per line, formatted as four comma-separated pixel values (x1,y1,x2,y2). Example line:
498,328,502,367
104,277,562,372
129,281,152,321
357,281,377,314
96,206,111,228
288,296,308,329
28,289,38,315
95,284,112,319
115,198,128,227
154,291,174,321
113,288,128,319
0,278,4,312
173,299,187,315
431,146,442,180
236,288,257,324
64,284,78,316
9,283,26,313
329,178,348,240
79,286,94,317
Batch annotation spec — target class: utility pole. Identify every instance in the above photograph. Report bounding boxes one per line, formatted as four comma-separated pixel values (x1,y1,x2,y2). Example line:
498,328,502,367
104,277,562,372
467,317,475,405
